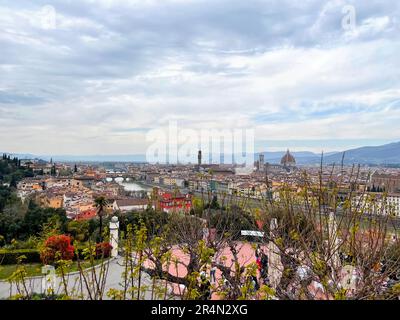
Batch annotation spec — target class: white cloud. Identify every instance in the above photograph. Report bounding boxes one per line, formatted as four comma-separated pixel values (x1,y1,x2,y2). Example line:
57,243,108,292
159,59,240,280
0,0,399,155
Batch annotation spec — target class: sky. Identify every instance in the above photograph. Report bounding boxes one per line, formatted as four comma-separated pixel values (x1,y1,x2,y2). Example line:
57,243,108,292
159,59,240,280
0,0,400,156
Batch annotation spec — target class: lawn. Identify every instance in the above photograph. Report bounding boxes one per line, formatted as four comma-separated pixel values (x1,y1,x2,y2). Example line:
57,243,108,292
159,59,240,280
0,259,108,280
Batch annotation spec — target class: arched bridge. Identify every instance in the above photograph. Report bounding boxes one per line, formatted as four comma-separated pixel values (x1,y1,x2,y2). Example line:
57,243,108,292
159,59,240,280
104,173,138,182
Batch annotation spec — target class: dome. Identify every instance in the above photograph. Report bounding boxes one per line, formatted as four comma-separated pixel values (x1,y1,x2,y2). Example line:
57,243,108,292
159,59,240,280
281,150,296,166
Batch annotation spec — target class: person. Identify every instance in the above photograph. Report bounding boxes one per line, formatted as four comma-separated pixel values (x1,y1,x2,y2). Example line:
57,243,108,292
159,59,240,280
256,256,262,271
261,251,269,271
297,264,309,281
260,251,269,280
200,267,207,279
252,275,260,291
221,275,233,299
255,244,261,258
260,267,268,280
261,275,270,286
210,260,217,283
221,274,227,287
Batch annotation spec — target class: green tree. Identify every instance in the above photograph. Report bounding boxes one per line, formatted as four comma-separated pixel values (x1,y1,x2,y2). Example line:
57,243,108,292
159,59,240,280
67,220,90,242
94,197,108,242
22,201,67,239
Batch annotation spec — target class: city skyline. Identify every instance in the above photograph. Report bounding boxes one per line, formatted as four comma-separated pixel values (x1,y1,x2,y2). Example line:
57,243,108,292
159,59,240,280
1,1,400,155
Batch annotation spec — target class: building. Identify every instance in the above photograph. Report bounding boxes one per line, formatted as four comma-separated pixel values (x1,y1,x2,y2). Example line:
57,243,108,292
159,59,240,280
281,149,296,167
42,193,64,209
387,193,400,216
17,179,44,191
156,191,192,213
113,199,151,212
208,168,235,177
353,192,400,217
370,173,400,193
198,150,202,172
75,209,98,221
259,154,265,172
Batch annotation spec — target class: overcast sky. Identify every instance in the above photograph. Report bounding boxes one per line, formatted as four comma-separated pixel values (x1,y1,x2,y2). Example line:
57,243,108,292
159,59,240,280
1,0,399,155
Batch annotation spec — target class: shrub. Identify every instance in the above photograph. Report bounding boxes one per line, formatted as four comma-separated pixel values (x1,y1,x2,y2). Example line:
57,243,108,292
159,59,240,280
40,235,74,265
95,242,112,259
6,237,39,250
0,249,41,265
30,293,68,300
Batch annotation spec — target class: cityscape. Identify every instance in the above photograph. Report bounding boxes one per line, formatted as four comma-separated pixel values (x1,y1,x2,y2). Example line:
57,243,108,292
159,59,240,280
1,0,400,310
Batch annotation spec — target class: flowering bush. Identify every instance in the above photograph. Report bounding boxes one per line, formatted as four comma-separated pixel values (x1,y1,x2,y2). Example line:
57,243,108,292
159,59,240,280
40,235,74,265
95,242,112,259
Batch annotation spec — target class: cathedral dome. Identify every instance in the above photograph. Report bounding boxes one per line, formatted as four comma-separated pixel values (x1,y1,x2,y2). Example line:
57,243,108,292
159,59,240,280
281,150,296,166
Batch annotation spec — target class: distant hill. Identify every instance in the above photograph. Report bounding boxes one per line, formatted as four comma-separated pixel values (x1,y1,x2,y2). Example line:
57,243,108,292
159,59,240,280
256,151,327,165
324,142,400,165
43,155,147,163
257,142,400,165
3,141,400,165
0,153,37,160
0,153,147,163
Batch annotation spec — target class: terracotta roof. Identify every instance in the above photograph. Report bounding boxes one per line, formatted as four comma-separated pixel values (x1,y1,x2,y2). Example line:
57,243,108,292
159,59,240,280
75,209,97,221
281,149,296,165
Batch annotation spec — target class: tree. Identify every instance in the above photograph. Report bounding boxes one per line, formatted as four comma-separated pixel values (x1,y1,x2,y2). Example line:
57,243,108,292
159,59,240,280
40,234,74,265
0,185,12,212
120,164,400,301
10,175,18,188
0,203,25,242
207,194,220,210
95,242,113,259
248,165,400,300
94,196,108,242
22,201,68,238
50,165,56,176
67,220,90,242
134,208,250,299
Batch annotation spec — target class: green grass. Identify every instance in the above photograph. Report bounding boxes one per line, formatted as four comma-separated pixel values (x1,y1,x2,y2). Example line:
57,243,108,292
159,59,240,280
0,259,108,280
0,264,43,280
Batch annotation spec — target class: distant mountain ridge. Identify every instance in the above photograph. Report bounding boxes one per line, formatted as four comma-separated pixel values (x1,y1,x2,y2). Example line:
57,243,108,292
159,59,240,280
323,141,400,165
257,141,400,165
2,141,400,164
256,151,327,165
0,153,147,163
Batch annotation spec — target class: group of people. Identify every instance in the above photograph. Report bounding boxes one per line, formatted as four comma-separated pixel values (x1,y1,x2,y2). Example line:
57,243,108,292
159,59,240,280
255,245,270,286
198,258,218,300
195,246,271,300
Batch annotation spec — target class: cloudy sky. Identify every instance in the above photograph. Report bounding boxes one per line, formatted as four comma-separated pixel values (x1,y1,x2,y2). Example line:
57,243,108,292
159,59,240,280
0,0,399,156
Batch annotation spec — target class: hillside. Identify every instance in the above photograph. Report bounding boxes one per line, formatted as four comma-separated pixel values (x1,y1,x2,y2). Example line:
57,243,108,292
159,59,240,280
324,142,400,165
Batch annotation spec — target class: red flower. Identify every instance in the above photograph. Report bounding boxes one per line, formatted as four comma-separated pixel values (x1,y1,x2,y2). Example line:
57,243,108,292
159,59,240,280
40,235,74,265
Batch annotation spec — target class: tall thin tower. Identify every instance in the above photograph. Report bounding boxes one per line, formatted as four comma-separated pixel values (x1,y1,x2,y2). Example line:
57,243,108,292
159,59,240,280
259,154,265,172
197,150,202,172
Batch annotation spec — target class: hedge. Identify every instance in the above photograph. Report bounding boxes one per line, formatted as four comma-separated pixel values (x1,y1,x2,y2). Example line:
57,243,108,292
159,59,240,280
0,246,110,266
0,249,41,265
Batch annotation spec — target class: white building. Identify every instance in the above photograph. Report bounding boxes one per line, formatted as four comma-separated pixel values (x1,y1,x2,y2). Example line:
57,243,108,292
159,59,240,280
353,193,400,217
112,199,153,212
